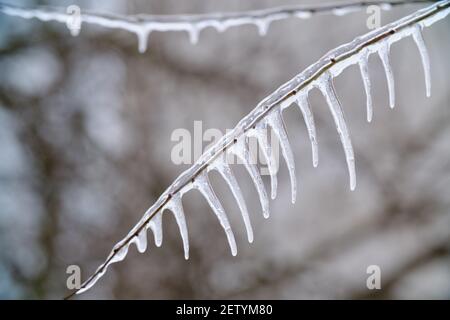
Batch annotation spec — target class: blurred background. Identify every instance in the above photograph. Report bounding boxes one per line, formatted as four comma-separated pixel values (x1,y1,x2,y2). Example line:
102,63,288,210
0,0,449,299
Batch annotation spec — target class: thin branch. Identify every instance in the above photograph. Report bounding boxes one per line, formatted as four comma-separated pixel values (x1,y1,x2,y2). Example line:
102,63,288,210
64,0,450,298
0,0,434,52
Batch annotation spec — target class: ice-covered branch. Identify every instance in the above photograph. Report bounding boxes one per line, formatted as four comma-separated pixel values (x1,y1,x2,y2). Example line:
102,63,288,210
65,0,449,297
0,0,434,52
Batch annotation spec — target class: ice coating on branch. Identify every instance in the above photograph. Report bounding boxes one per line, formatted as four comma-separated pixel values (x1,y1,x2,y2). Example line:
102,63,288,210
76,265,106,294
248,122,278,200
230,137,270,219
317,72,356,191
193,171,237,256
209,157,254,243
149,212,163,247
266,108,297,204
378,41,395,109
110,247,129,266
412,25,431,97
332,6,360,16
358,50,373,122
0,1,418,53
164,194,189,259
72,1,450,296
295,11,312,19
109,245,129,264
296,91,319,167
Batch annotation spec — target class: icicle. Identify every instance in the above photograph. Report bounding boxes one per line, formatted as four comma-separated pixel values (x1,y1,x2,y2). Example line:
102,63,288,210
133,229,148,253
136,28,151,53
378,41,395,109
188,25,200,44
193,171,237,256
255,19,270,36
230,137,270,219
296,91,319,167
248,122,278,200
412,24,431,97
209,157,254,243
149,212,163,247
358,50,373,122
165,194,189,259
210,19,227,33
266,108,297,204
317,72,356,191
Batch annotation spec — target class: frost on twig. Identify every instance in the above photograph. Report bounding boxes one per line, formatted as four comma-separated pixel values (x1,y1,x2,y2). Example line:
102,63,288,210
67,0,449,297
0,0,433,53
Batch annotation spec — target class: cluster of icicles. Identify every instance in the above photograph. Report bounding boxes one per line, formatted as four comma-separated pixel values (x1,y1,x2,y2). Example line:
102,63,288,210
75,1,450,295
0,1,430,53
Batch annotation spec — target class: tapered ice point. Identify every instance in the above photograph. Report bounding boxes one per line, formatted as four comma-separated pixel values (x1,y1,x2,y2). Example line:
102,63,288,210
255,19,270,36
134,229,148,253
250,122,278,200
378,41,395,109
210,157,254,243
136,29,150,53
358,51,373,122
149,212,163,247
188,26,199,44
267,108,297,204
230,137,270,219
194,171,237,256
166,194,190,259
317,72,356,191
296,91,319,167
412,25,431,98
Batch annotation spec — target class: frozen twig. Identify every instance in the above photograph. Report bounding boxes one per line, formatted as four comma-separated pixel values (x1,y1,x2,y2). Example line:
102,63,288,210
0,0,434,52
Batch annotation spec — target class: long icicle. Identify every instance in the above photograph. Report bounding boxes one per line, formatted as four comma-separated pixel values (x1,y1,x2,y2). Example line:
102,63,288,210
266,108,297,204
249,122,278,200
165,194,189,259
193,171,237,256
209,157,254,243
296,91,319,167
317,72,356,191
230,137,270,218
378,41,396,108
358,49,373,122
149,212,163,247
412,24,431,97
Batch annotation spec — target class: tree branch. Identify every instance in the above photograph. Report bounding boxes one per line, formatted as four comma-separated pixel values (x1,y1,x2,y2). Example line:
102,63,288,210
0,1,433,52
64,0,449,297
